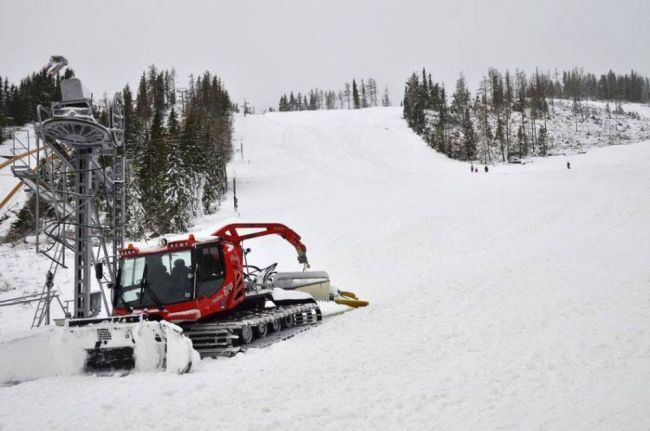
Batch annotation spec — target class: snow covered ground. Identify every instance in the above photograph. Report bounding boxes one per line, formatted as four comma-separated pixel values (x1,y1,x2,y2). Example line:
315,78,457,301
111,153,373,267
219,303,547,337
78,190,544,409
1,107,649,430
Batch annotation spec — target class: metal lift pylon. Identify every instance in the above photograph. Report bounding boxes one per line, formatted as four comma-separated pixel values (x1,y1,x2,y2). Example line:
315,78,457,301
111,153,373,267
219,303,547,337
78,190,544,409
11,57,126,323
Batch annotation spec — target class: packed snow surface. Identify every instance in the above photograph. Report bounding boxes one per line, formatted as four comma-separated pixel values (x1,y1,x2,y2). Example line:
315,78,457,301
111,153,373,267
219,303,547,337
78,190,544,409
1,107,650,430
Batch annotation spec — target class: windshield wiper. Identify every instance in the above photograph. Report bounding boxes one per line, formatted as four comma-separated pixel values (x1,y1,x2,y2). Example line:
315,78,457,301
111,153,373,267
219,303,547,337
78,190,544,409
138,264,166,312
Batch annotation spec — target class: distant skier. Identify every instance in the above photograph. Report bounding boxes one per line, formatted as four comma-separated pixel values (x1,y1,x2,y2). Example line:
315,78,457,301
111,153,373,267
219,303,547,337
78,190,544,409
567,161,571,169
484,165,489,173
470,163,474,173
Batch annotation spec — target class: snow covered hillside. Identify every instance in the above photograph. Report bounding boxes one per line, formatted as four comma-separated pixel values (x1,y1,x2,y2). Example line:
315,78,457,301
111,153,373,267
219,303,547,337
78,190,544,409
543,99,650,153
1,107,650,430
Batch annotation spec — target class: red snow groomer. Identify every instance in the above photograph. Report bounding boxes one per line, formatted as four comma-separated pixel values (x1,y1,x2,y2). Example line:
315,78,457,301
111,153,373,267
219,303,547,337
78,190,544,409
79,223,367,372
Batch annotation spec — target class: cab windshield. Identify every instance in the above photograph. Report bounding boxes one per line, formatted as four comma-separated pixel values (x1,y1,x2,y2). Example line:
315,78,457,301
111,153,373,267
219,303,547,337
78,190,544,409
118,250,193,307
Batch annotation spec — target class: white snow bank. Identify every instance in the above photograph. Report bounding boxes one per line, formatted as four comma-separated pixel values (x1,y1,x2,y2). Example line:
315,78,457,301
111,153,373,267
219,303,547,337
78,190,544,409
0,326,87,384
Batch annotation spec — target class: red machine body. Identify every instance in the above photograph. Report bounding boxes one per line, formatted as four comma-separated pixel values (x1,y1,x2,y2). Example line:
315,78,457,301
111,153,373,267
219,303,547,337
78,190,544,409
112,223,309,323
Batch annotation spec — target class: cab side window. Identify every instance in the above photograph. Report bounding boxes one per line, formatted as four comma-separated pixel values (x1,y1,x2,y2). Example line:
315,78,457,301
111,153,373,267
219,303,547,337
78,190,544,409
195,246,224,298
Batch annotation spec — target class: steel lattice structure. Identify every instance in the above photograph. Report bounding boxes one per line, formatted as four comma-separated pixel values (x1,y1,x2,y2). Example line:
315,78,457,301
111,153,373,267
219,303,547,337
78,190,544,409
12,72,126,322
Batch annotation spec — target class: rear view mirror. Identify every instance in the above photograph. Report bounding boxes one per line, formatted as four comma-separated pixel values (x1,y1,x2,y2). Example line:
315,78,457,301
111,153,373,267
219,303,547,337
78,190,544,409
94,262,104,280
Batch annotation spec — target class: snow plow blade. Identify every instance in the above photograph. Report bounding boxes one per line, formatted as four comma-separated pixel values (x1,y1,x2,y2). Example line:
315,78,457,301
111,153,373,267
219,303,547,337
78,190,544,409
69,315,194,374
0,315,194,384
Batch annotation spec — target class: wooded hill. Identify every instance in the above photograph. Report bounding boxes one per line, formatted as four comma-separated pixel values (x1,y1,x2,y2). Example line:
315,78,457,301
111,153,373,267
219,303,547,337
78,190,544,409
403,68,650,162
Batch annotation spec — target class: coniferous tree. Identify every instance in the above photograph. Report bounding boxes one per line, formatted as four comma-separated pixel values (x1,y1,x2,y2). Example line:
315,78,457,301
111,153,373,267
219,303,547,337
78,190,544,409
367,78,377,107
435,87,449,154
122,84,147,237
122,85,139,153
462,108,477,160
279,94,289,111
308,90,318,110
516,125,528,157
515,70,528,156
382,87,391,107
451,73,470,124
352,80,360,109
403,73,425,134
153,73,166,114
488,68,506,161
289,92,296,111
187,72,232,216
504,70,514,159
477,77,493,163
139,107,167,232
135,73,152,123
344,83,351,109
537,125,548,156
163,106,191,231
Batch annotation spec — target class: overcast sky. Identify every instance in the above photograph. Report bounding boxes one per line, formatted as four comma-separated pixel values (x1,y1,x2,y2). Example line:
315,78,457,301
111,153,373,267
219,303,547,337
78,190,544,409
1,0,649,109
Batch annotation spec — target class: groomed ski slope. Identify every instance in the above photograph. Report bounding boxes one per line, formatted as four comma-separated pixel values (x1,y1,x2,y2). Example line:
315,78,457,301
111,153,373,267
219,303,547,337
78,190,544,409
2,107,650,430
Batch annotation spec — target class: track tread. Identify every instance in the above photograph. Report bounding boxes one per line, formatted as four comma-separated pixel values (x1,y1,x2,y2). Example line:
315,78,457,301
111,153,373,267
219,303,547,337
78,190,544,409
182,303,321,358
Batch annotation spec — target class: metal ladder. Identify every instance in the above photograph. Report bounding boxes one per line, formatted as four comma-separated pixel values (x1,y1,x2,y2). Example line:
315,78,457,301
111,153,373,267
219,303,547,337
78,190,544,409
31,268,55,328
